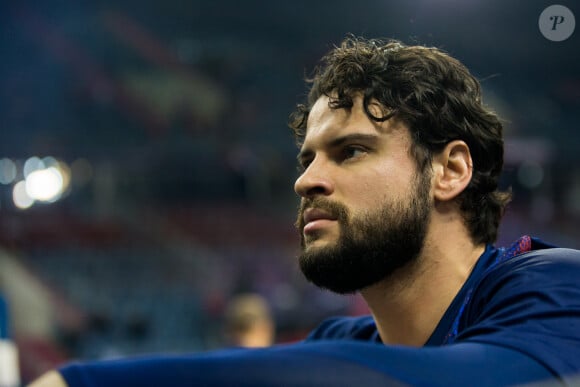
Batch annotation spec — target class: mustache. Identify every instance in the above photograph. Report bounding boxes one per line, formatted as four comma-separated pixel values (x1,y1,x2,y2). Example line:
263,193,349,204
295,197,349,230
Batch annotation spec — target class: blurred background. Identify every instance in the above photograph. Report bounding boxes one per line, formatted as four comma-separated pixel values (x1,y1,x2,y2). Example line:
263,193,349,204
0,0,578,382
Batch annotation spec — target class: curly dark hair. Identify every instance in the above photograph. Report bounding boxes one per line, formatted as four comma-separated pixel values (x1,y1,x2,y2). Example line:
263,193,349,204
289,36,511,245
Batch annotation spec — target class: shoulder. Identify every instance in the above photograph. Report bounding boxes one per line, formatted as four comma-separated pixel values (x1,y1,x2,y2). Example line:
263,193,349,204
458,246,580,375
305,315,379,342
510,247,580,264
484,247,580,287
470,247,580,308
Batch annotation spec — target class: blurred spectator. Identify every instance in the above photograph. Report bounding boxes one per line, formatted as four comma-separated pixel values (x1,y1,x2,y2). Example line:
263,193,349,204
222,293,274,348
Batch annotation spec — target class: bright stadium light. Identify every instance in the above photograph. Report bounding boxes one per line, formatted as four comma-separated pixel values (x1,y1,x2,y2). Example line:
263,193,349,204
0,158,17,185
25,167,64,202
23,156,44,178
13,181,34,209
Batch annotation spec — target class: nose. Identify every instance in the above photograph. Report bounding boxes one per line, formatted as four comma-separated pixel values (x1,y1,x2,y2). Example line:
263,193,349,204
294,159,334,198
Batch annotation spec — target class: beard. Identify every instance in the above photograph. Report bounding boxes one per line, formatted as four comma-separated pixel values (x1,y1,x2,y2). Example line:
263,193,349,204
296,170,432,294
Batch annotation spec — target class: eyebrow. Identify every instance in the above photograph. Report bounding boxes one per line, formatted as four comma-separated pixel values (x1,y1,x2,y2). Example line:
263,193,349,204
297,133,380,163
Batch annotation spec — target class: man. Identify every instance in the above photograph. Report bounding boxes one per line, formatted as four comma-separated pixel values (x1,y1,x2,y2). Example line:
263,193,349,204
31,36,580,386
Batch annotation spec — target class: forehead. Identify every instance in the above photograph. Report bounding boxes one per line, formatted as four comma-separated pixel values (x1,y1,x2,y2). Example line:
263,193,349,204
302,95,406,148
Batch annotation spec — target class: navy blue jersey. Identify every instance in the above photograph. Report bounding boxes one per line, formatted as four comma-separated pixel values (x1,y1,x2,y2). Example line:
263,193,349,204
59,236,580,386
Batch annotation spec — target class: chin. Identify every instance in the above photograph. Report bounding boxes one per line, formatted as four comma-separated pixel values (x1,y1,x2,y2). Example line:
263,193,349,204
304,236,338,251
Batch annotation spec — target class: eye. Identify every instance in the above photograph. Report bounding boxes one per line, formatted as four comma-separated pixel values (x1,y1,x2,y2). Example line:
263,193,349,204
342,145,368,161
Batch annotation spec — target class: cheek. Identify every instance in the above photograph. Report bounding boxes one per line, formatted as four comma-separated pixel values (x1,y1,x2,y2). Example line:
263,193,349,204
349,163,415,208
340,174,387,211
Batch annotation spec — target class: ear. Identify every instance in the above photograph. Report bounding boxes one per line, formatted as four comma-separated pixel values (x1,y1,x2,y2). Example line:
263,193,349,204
432,140,473,202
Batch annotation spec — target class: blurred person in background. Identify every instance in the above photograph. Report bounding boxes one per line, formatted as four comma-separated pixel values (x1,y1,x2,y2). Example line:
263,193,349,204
222,293,275,348
0,293,20,387
30,36,580,386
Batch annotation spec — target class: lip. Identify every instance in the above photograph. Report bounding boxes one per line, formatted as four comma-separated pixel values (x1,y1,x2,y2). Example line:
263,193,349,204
303,208,337,226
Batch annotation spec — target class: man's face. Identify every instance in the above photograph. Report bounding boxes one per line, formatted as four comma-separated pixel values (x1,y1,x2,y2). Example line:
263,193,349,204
294,95,433,294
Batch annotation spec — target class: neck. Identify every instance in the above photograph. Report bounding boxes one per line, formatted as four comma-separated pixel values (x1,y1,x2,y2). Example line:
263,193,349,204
360,226,485,347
